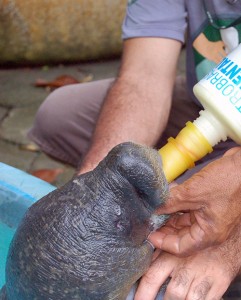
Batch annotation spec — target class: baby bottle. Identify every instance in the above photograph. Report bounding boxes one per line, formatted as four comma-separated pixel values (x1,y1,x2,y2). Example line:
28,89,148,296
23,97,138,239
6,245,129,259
159,43,241,182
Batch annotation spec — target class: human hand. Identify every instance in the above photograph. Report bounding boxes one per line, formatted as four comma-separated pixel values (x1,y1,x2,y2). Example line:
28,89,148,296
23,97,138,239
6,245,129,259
149,147,241,255
135,223,241,300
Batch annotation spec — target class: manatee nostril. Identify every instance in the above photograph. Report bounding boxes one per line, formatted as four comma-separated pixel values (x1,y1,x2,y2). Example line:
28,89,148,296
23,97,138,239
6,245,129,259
135,188,146,199
115,220,125,231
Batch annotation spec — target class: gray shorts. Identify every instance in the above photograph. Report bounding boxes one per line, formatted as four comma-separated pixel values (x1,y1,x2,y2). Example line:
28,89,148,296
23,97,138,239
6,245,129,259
28,76,237,182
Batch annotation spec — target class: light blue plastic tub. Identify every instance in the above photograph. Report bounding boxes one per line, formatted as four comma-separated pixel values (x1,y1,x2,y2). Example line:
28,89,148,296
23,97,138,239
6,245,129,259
0,163,56,288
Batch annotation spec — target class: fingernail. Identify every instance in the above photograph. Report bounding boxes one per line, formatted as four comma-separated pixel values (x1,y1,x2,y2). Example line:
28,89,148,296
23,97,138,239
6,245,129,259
144,239,155,250
148,232,164,248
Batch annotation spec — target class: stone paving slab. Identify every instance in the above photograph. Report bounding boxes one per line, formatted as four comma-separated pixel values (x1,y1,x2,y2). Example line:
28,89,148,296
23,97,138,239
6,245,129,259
0,139,75,188
0,58,120,186
0,68,49,108
30,152,75,188
0,140,37,171
0,105,40,144
0,60,120,108
0,107,8,121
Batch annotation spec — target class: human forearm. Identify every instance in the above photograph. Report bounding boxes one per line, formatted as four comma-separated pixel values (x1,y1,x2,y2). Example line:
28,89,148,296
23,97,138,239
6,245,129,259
79,38,182,174
79,77,171,173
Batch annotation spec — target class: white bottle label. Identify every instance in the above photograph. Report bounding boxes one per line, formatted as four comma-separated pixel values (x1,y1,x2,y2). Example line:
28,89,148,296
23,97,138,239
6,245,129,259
199,44,241,116
194,44,241,144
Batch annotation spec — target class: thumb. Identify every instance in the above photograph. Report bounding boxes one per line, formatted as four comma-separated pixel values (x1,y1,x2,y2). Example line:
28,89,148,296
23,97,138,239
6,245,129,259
223,146,241,157
148,222,206,256
155,183,201,215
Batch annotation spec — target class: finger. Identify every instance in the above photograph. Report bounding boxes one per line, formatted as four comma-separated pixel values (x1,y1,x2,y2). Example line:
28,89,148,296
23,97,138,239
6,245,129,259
148,231,167,249
168,181,178,189
153,214,191,235
186,277,212,300
156,187,201,215
164,213,192,229
223,146,241,157
151,213,194,239
148,225,179,249
163,266,193,300
150,223,205,255
186,272,231,300
148,213,192,246
204,280,231,300
151,249,162,261
134,254,177,300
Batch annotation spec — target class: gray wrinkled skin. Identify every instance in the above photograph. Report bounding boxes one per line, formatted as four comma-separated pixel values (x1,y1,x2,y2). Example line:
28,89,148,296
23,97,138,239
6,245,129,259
1,142,169,300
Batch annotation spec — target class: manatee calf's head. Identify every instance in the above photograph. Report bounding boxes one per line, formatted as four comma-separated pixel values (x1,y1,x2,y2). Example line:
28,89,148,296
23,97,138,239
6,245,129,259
3,142,169,300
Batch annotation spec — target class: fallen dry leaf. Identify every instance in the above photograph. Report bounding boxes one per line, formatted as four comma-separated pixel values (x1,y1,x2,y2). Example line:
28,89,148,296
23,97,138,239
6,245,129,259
80,74,93,83
31,168,63,183
19,143,40,152
35,75,80,88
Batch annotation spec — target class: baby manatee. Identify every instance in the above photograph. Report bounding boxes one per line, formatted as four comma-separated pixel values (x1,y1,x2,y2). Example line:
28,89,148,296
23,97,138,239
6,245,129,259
1,142,169,300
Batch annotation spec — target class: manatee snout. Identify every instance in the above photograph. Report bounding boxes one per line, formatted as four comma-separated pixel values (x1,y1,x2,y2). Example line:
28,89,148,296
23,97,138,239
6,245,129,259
2,142,169,300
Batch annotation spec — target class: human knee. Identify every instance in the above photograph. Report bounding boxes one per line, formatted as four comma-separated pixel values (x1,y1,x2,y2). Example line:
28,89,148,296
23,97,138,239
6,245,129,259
33,87,72,140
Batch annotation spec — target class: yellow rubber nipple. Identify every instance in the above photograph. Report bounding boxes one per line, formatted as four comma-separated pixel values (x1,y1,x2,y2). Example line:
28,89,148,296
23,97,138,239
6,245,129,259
158,121,213,182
